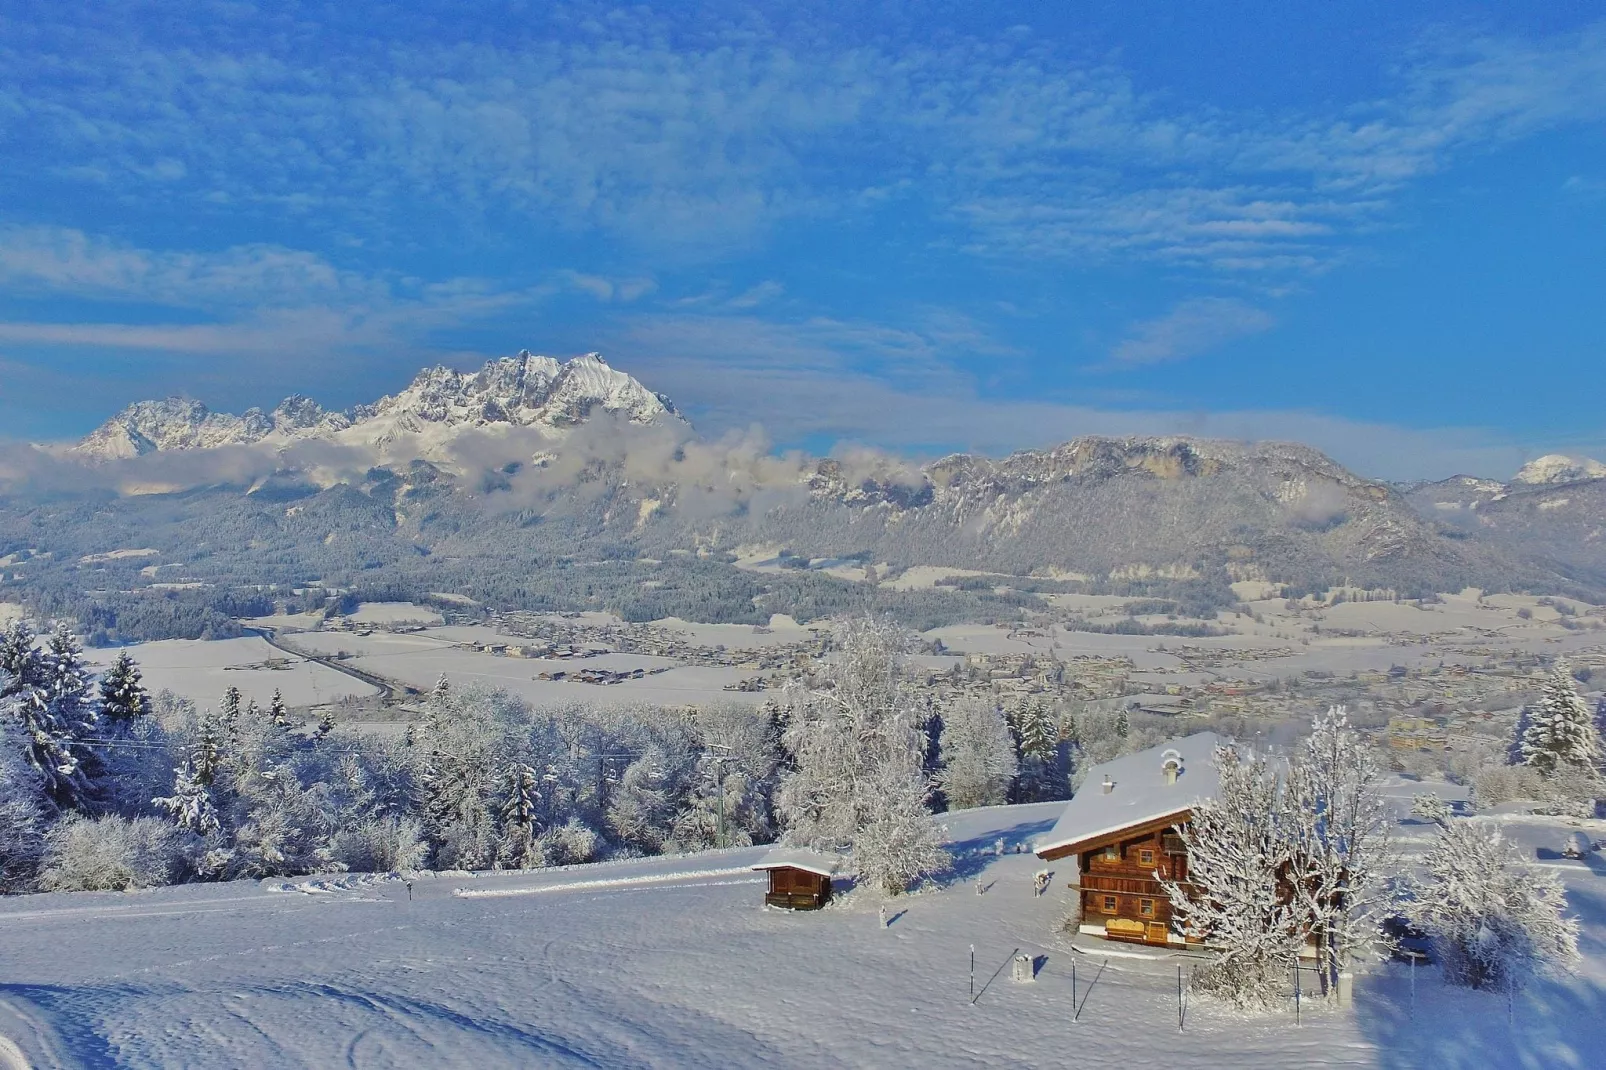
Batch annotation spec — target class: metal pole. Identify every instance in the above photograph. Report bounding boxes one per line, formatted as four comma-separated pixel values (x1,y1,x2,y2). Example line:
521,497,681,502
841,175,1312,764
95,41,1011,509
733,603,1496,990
1295,960,1301,1027
1072,957,1078,1019
1178,965,1183,1030
970,945,975,1001
1410,954,1415,1017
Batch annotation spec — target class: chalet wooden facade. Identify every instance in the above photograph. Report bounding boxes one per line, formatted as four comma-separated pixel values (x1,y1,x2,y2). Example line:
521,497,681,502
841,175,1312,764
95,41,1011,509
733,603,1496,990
1034,735,1223,948
753,848,843,911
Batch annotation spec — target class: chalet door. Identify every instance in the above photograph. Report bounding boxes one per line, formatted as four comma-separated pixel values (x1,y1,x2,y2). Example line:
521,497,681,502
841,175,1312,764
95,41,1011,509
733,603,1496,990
1147,923,1168,944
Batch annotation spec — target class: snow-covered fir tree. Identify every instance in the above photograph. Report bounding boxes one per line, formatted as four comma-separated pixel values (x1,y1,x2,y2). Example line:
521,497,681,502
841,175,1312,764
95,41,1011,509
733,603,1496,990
1009,698,1067,803
778,616,948,895
1284,705,1393,995
220,686,242,732
154,760,222,835
0,706,48,893
268,688,290,730
2,623,98,810
497,762,542,868
1162,745,1304,1006
937,697,1017,809
1516,667,1601,776
193,715,223,787
1406,821,1579,990
98,651,150,725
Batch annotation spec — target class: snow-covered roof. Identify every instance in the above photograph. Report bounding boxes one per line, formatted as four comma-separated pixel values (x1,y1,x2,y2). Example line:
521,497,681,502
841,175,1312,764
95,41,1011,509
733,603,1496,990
752,848,845,877
1033,733,1227,859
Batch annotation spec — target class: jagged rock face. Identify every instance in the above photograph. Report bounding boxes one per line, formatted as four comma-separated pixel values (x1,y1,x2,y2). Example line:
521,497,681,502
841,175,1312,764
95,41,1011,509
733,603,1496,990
70,352,681,461
1513,454,1606,486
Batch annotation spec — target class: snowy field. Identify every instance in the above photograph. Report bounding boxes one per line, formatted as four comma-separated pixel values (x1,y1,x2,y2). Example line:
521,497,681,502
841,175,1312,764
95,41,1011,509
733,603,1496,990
2,801,1603,1068
79,638,379,710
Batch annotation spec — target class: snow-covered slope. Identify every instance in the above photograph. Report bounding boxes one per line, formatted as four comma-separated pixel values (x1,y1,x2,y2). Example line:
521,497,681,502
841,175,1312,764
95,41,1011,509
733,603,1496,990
2,799,1603,1069
1513,454,1606,486
70,352,682,462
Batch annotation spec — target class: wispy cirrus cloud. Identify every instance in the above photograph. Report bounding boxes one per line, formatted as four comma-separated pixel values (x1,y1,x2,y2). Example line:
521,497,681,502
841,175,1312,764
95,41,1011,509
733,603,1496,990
4,13,1604,275
1108,298,1276,367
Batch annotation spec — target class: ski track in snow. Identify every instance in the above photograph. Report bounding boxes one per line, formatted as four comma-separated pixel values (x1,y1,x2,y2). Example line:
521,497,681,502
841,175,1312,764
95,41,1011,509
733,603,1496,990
1,799,1604,1068
452,867,760,898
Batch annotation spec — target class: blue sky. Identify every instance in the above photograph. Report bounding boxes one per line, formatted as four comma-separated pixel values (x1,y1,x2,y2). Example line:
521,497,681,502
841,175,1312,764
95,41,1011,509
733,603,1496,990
0,0,1603,479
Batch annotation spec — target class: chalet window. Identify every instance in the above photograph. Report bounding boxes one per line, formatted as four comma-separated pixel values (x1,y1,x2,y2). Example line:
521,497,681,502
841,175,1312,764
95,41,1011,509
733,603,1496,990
1102,845,1118,862
1162,833,1186,855
1139,849,1155,866
1103,895,1117,913
1139,898,1154,917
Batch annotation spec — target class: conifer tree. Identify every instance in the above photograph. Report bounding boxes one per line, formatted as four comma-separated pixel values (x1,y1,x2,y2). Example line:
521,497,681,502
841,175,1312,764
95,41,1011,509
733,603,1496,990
220,686,242,732
1517,668,1601,776
154,760,222,835
193,715,223,787
498,762,542,867
5,624,100,809
268,689,291,730
98,650,150,724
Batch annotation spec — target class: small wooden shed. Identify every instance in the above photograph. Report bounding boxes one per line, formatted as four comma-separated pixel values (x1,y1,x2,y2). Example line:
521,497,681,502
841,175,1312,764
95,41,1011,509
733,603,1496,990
753,848,843,910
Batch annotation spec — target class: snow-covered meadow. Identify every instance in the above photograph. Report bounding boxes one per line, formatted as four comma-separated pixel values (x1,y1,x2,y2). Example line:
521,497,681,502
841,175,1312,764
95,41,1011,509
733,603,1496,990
2,800,1604,1068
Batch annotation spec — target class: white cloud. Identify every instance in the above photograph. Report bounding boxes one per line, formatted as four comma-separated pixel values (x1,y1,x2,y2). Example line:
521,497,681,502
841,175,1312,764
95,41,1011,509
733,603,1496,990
4,17,1603,271
1109,298,1275,366
599,313,1547,481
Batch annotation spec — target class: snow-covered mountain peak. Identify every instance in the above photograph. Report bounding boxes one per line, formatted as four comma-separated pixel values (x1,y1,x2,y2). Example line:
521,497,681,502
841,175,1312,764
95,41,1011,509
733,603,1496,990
69,352,684,462
1514,454,1606,485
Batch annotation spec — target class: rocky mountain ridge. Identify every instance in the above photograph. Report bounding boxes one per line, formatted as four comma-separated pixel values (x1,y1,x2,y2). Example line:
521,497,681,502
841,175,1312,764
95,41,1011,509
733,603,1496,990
23,356,1606,615
71,352,680,461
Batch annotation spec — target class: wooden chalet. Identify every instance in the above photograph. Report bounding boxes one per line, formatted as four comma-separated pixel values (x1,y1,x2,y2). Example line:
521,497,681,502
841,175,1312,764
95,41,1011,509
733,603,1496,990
1034,733,1224,947
753,848,843,910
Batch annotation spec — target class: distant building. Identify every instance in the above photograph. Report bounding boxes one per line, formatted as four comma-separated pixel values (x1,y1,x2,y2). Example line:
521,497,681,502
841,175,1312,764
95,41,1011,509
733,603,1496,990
1034,733,1224,947
753,848,844,910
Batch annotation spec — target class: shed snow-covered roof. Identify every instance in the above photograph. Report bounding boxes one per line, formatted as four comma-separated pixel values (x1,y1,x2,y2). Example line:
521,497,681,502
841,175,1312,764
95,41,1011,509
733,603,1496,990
1033,733,1226,859
752,848,845,877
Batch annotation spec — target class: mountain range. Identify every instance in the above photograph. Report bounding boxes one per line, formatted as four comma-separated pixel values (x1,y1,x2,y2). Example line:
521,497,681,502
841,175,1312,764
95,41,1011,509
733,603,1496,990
1,352,1601,640
71,352,681,462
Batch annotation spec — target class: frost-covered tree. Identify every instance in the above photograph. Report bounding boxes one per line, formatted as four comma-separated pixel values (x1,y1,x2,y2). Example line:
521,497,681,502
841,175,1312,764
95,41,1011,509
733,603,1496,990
1515,668,1601,776
98,651,150,725
1162,746,1303,1006
1009,698,1067,804
1285,706,1393,995
268,688,290,730
1406,822,1579,991
0,710,48,893
938,698,1017,809
2,623,99,810
778,616,948,895
193,714,223,787
154,761,222,835
497,762,542,868
1411,792,1454,827
219,686,242,732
